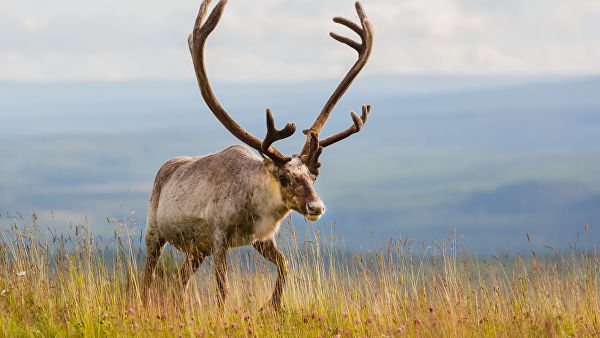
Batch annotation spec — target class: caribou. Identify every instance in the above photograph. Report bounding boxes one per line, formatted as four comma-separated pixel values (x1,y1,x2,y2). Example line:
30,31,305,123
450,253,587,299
141,0,374,311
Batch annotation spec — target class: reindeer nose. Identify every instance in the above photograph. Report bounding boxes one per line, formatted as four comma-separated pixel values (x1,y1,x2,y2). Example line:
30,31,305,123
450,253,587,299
307,200,326,216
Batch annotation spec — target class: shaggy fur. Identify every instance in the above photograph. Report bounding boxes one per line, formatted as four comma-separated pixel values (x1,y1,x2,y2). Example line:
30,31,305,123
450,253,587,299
141,145,324,310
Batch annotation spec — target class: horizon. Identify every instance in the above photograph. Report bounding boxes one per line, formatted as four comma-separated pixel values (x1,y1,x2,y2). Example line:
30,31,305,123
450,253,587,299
2,0,600,254
1,74,599,254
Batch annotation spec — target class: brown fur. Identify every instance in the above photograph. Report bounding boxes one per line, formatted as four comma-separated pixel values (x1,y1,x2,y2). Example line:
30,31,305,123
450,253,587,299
141,146,324,311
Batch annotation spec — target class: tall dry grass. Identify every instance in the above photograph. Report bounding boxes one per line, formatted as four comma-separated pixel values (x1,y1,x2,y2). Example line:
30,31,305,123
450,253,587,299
0,213,599,337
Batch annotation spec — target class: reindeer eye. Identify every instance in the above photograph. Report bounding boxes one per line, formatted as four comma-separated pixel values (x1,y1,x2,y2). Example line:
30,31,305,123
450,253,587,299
279,175,289,186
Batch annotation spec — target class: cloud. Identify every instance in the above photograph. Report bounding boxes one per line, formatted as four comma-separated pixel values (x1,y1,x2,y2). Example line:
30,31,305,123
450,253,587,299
0,0,599,82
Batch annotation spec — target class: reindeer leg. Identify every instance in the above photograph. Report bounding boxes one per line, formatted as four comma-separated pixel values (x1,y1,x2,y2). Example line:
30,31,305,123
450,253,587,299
180,253,206,294
213,237,229,311
253,239,288,312
141,231,166,305
173,253,207,311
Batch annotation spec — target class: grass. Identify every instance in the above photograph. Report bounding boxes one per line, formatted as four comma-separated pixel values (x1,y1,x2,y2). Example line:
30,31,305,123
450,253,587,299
0,214,599,337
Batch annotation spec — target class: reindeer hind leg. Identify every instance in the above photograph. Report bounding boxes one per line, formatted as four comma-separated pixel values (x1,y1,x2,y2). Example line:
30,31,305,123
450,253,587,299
180,253,206,293
141,231,166,305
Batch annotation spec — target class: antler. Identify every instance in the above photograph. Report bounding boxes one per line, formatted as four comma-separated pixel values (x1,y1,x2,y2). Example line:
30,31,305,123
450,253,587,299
300,1,374,159
261,109,296,157
319,104,370,148
303,132,323,176
188,0,295,164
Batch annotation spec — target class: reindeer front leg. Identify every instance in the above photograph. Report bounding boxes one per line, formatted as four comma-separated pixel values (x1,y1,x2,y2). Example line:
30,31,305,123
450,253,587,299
253,239,289,312
213,235,229,310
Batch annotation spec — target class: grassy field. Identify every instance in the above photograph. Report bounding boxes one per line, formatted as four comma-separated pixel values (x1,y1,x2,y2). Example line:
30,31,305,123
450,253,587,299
0,215,599,337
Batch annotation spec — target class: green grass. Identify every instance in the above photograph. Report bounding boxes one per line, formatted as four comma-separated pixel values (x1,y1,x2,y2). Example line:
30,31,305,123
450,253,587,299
0,215,599,337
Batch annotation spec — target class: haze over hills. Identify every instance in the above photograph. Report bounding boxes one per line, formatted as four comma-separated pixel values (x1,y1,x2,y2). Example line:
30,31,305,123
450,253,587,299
1,75,599,253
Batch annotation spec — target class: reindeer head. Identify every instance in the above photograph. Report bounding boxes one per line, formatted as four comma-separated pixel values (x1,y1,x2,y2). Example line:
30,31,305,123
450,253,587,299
263,155,323,221
189,0,374,221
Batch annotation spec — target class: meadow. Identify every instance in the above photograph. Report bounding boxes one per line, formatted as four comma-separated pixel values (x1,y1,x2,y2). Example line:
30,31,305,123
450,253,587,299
0,214,598,337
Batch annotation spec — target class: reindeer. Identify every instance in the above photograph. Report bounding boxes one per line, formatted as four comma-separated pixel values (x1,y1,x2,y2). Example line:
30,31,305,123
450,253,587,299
141,0,374,311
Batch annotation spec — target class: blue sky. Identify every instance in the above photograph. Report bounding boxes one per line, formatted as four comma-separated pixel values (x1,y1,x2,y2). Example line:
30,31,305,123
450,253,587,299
1,0,600,83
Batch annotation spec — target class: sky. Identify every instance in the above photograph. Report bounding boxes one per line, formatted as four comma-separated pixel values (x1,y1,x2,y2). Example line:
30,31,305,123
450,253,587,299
1,0,600,83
